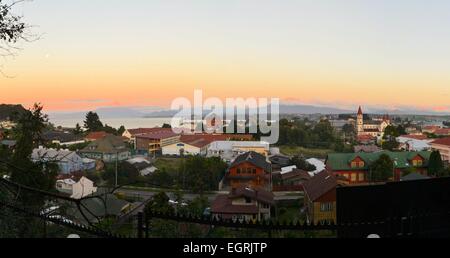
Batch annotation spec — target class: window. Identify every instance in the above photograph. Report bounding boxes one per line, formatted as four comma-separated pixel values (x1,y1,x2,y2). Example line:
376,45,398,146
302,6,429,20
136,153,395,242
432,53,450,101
351,173,357,182
320,203,333,212
351,162,357,168
247,168,252,174
245,197,252,204
359,173,365,182
252,168,257,174
237,168,241,174
413,160,423,167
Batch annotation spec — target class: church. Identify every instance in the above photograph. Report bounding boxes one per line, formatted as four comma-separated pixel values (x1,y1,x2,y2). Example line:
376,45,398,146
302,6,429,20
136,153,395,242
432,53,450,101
356,106,391,138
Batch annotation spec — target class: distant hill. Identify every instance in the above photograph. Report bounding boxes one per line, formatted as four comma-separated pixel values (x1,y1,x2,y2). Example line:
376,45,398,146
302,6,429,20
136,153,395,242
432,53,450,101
0,104,27,121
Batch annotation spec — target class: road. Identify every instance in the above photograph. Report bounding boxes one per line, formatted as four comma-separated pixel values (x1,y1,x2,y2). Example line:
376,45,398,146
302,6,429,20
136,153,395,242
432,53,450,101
113,187,303,203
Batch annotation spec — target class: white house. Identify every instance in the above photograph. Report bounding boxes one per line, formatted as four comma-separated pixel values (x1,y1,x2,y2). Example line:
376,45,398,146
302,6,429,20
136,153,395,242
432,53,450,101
56,176,97,199
397,137,432,151
162,138,210,156
32,147,86,174
126,157,159,177
207,141,270,161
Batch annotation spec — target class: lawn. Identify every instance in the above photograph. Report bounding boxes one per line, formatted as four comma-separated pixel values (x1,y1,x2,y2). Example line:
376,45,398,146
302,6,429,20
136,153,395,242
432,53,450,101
154,157,183,174
279,146,333,159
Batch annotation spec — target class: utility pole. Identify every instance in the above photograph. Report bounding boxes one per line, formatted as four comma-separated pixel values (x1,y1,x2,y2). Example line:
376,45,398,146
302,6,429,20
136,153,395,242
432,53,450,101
115,151,119,187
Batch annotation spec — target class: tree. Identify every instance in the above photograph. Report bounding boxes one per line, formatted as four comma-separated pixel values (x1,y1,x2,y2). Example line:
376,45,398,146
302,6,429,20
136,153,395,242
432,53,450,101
0,0,26,57
179,156,227,193
73,123,83,135
2,103,59,237
83,111,103,132
162,123,172,129
290,155,316,172
117,125,126,136
369,154,394,182
428,151,444,177
382,137,399,151
342,123,356,137
145,192,175,215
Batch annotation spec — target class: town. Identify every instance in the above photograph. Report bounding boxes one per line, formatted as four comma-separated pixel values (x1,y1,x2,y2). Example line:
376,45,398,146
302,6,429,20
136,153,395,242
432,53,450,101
1,103,449,238
1,0,450,243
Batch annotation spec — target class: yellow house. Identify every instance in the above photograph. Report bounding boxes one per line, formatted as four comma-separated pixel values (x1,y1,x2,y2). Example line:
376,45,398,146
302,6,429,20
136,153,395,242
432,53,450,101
303,171,338,225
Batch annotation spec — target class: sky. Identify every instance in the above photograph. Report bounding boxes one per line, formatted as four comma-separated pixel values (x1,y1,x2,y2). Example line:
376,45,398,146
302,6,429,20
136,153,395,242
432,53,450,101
0,0,450,112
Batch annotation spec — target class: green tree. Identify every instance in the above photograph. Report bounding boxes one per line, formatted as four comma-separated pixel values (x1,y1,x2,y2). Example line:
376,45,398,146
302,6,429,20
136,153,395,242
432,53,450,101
290,155,316,171
145,192,175,215
117,125,126,136
181,156,227,193
382,137,399,151
428,151,444,177
369,154,394,182
83,111,103,132
3,104,59,237
73,123,83,135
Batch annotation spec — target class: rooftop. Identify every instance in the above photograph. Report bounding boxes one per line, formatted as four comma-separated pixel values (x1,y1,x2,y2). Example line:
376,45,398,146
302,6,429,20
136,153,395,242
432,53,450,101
431,137,450,147
303,170,337,202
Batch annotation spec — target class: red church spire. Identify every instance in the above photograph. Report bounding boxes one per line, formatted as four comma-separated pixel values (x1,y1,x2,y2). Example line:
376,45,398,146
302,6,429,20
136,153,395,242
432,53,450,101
358,106,363,116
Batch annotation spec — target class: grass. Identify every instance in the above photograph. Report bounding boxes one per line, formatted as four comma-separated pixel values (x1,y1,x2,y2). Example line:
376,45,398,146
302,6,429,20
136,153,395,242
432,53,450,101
154,157,183,174
279,146,333,159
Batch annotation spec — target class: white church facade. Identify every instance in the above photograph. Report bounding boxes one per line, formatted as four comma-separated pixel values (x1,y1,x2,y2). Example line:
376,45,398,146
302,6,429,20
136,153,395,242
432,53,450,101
356,106,391,138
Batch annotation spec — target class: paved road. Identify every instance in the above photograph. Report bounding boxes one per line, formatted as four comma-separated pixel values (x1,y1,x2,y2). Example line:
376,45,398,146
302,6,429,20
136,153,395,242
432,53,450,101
115,188,303,203
114,188,219,203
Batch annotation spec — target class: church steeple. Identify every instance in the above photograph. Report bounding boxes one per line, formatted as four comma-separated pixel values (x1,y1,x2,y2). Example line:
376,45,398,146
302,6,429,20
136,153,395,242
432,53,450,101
358,106,363,116
357,106,364,134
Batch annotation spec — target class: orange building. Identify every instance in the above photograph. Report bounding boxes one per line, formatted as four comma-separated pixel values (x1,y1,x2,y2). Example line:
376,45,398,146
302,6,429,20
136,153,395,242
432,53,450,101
226,152,272,191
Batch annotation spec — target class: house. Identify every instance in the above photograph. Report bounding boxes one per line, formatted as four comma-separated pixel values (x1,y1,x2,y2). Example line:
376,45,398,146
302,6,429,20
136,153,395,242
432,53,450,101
397,136,432,151
354,145,382,153
273,169,311,192
430,137,450,163
162,133,255,157
42,131,85,146
303,171,338,225
79,135,131,163
126,157,158,176
422,125,442,134
123,127,174,147
85,131,110,142
356,134,377,145
162,136,210,156
434,128,450,137
326,151,432,184
56,176,97,199
208,141,270,162
211,186,274,222
32,147,86,174
226,152,272,190
135,131,180,156
269,154,291,171
68,192,130,225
